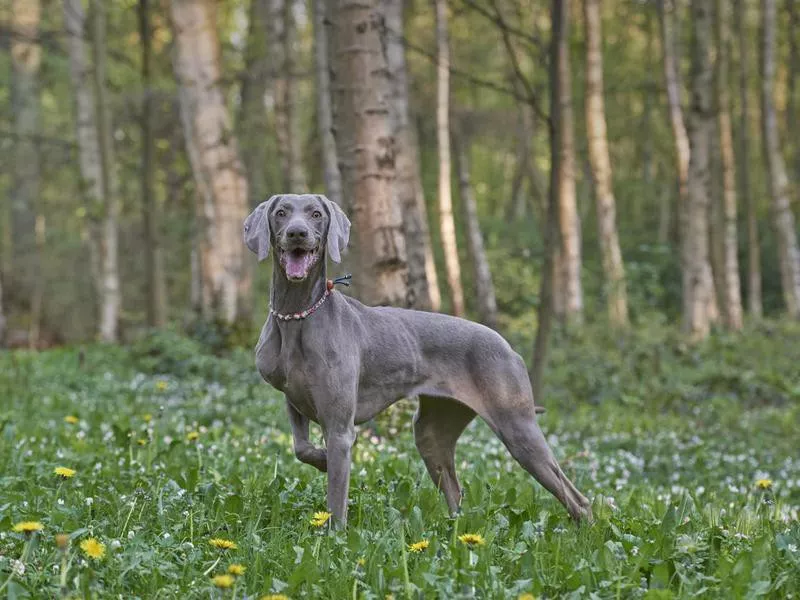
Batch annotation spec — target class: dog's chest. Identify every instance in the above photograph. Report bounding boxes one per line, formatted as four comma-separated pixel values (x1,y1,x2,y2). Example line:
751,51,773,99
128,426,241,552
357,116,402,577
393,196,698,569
256,325,319,417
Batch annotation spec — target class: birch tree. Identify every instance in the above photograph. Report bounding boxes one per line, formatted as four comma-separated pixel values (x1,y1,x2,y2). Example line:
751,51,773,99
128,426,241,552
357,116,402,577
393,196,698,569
683,0,714,340
239,0,271,206
270,0,306,190
171,0,251,322
583,0,628,328
761,0,800,317
657,0,690,216
140,0,167,327
555,0,582,324
90,0,121,341
64,0,121,341
734,0,762,316
313,0,343,207
454,127,498,329
330,0,409,306
434,0,465,316
531,0,568,402
10,0,42,340
384,0,440,311
715,0,744,329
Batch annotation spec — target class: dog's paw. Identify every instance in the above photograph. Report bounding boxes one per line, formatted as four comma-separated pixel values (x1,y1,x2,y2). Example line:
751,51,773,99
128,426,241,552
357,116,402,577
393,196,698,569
296,446,328,472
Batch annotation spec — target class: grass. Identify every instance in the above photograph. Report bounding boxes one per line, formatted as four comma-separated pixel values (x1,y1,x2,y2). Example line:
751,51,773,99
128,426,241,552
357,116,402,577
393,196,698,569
0,322,799,598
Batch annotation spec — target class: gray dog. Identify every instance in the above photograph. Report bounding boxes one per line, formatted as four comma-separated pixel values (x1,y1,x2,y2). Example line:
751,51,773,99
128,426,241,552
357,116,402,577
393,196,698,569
244,193,592,524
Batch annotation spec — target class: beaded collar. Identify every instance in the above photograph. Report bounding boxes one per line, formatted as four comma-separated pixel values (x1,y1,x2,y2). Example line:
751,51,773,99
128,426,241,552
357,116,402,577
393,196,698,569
269,274,351,322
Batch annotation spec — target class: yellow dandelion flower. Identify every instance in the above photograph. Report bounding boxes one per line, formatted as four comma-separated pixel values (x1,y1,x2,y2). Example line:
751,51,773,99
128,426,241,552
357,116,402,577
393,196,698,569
408,540,429,553
458,533,486,547
260,596,291,600
227,563,246,576
54,466,76,479
518,594,536,600
310,511,331,527
143,414,153,423
80,537,106,560
756,478,773,490
137,439,147,446
186,431,200,442
211,574,235,589
356,557,366,567
64,415,79,425
12,521,43,534
209,538,237,550
155,381,168,391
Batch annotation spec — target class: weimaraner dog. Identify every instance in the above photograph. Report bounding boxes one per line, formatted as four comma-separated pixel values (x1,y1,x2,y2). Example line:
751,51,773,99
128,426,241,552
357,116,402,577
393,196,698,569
244,193,592,524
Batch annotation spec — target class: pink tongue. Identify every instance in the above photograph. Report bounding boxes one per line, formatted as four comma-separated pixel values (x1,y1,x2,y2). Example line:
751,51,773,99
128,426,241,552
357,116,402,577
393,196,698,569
285,252,312,279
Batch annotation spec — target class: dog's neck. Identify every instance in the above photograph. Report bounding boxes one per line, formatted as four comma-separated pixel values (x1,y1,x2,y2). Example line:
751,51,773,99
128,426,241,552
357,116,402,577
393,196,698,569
270,253,328,317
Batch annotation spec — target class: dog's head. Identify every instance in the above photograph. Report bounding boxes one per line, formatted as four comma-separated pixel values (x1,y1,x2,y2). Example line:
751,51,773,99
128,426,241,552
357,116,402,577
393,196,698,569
243,194,351,282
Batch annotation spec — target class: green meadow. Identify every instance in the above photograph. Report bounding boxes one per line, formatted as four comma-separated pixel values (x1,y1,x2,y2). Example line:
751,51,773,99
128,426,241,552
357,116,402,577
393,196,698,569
1,323,799,598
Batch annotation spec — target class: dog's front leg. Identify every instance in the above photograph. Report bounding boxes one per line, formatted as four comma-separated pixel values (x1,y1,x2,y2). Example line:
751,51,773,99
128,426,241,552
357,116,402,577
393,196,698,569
286,400,327,472
324,425,356,524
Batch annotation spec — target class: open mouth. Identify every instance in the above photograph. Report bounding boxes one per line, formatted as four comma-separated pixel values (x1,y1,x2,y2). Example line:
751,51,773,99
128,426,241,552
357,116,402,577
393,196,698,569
279,247,320,281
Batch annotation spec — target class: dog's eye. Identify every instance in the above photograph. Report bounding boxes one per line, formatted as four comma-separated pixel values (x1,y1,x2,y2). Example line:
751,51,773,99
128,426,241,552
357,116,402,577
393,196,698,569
276,209,286,218
312,210,322,219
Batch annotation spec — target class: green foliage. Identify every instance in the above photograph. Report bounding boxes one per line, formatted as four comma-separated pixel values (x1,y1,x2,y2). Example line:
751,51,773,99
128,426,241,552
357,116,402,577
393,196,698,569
1,324,799,597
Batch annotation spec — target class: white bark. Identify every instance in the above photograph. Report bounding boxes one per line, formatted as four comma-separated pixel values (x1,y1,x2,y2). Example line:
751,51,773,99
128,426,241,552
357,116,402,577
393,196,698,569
683,0,714,340
716,0,744,330
11,0,42,337
171,0,250,322
313,0,343,208
556,0,582,324
435,0,465,316
584,0,628,328
88,0,121,342
761,0,800,317
734,0,762,317
330,0,408,305
454,130,498,329
384,0,439,311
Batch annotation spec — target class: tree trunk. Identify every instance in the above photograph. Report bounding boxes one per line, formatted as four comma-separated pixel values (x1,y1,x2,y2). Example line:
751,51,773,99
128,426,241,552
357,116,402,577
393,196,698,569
658,0,690,224
555,0,582,325
453,128,499,329
384,0,438,311
412,122,443,311
0,275,5,347
313,0,343,208
63,0,103,319
683,0,714,340
761,0,800,317
583,0,628,328
734,0,762,317
715,0,744,330
171,0,251,323
270,0,306,191
788,0,799,180
10,0,42,336
239,0,272,206
434,0,465,316
531,0,567,403
330,0,408,306
139,0,167,327
90,0,121,342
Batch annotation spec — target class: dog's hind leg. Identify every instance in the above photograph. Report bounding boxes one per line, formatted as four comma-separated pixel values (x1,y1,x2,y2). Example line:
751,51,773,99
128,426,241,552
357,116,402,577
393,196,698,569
494,413,592,522
413,395,476,514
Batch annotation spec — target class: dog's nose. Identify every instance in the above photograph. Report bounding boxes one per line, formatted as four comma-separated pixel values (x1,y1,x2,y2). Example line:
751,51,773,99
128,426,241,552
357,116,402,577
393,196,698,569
286,226,308,240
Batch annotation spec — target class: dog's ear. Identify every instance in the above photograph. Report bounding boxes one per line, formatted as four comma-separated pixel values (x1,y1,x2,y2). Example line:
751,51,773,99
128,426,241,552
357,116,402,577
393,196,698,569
243,195,279,261
319,195,351,263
